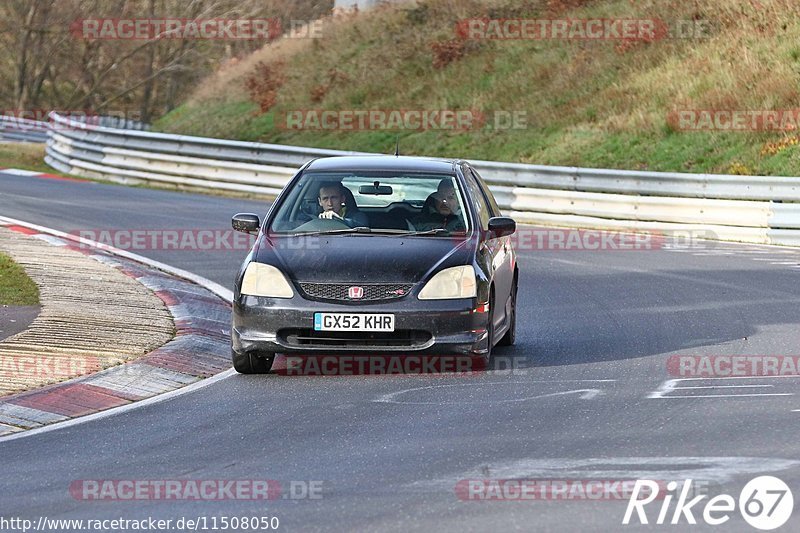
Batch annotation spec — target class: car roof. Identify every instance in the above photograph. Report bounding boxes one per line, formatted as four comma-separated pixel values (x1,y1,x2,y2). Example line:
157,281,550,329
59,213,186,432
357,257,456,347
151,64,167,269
304,155,460,174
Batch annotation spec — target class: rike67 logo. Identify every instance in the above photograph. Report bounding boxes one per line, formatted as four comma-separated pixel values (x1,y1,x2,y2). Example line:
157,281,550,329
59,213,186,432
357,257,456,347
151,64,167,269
623,476,793,530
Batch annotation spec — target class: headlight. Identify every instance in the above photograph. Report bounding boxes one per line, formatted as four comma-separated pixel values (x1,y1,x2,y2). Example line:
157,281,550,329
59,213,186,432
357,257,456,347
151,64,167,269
241,262,294,298
418,265,477,300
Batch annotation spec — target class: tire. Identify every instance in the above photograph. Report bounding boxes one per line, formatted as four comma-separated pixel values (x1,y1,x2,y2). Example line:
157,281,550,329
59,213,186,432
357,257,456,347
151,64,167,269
498,278,517,347
232,349,275,374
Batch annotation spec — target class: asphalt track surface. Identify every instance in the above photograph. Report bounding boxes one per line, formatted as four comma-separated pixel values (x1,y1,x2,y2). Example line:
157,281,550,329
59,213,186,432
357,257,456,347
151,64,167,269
1,171,800,532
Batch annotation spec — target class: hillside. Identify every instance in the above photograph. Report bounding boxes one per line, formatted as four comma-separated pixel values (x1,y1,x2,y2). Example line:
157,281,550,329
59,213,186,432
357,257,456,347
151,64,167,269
155,0,800,176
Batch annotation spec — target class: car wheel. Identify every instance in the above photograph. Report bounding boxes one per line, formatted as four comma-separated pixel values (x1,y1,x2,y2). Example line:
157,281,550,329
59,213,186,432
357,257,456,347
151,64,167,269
498,278,517,347
232,349,275,374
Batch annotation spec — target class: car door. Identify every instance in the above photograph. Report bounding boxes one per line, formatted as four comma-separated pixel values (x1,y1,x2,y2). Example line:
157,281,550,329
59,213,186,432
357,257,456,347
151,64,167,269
461,164,512,337
469,166,515,331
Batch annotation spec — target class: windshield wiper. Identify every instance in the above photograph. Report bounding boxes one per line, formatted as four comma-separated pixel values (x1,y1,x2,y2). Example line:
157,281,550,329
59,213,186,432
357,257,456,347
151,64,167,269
362,229,417,235
391,228,451,237
290,227,374,237
288,228,453,237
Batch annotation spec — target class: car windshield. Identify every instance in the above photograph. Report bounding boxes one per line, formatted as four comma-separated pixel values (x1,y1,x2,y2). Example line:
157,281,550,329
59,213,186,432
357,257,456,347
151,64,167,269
268,172,470,236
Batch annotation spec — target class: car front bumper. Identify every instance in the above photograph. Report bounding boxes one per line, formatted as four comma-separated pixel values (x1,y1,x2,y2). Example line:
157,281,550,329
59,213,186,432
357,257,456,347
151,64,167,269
232,294,489,356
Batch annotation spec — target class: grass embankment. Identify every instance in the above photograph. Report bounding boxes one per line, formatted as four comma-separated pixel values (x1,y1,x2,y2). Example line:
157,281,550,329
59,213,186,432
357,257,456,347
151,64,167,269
155,0,800,176
0,252,39,306
0,143,51,174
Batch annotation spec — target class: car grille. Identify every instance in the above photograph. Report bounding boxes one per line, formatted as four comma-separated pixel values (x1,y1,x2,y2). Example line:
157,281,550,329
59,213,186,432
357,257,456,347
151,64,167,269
298,282,414,302
279,329,432,349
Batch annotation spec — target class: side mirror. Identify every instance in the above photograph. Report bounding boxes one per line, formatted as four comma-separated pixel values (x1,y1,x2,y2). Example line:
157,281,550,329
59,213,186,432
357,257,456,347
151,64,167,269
232,213,261,234
486,217,516,239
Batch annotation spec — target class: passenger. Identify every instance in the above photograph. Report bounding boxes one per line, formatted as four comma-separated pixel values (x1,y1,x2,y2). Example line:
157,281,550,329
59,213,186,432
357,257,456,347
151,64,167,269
317,181,369,228
412,180,465,232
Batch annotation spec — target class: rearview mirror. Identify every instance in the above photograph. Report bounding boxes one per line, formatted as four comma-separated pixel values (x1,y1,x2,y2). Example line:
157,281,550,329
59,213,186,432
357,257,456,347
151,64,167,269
358,184,393,195
232,213,261,234
486,217,516,239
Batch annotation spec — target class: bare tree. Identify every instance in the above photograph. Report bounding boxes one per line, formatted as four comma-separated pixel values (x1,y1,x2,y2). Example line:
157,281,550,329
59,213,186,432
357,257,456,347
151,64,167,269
0,0,334,119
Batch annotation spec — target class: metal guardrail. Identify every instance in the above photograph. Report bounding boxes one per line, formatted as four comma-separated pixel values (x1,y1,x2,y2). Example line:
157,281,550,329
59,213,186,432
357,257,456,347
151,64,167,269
1,114,148,143
0,116,49,143
34,111,800,245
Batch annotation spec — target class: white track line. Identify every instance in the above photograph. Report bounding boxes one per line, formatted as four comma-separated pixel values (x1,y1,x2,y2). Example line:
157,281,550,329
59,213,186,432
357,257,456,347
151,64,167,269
0,215,235,444
0,215,232,301
0,369,234,444
658,393,793,399
1,169,42,176
731,251,772,254
672,385,773,389
690,252,734,256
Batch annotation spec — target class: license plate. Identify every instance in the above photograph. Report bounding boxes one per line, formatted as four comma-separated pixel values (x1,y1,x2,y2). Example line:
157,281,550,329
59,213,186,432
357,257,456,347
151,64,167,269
314,313,395,332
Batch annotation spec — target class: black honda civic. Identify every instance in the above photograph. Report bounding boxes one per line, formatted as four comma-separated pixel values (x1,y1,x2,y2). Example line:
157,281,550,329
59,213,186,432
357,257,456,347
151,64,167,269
230,155,518,374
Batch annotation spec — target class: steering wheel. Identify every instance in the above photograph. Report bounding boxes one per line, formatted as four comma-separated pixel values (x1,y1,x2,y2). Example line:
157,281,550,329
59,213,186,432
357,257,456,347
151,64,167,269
294,217,351,232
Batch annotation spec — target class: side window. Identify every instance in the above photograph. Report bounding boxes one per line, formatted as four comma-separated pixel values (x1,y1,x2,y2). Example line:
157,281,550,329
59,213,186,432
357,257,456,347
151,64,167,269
469,167,501,217
462,165,491,230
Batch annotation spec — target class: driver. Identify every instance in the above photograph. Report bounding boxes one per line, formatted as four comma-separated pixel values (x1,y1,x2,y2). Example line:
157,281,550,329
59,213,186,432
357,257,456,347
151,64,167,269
317,181,369,228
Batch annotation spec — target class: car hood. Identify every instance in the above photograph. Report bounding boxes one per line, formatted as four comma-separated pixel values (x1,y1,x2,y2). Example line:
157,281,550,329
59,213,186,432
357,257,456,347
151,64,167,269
254,234,474,283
